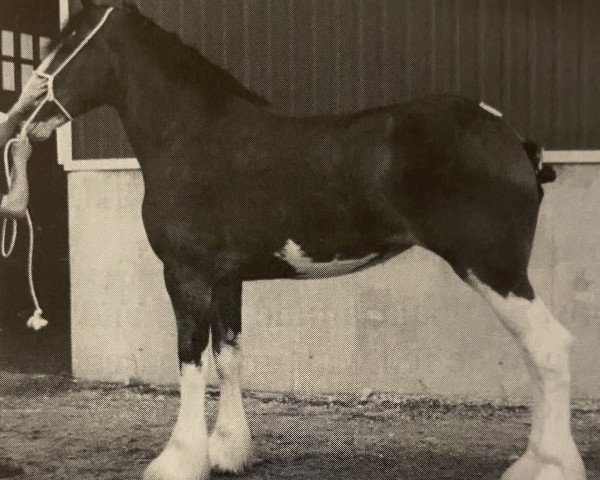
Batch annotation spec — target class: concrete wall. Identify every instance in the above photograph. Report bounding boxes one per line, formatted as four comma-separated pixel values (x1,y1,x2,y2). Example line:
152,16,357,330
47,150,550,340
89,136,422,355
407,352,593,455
68,165,600,400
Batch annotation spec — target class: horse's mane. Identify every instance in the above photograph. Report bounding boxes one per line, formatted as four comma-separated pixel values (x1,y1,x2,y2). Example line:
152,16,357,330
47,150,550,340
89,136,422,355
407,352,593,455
125,5,270,107
50,3,271,107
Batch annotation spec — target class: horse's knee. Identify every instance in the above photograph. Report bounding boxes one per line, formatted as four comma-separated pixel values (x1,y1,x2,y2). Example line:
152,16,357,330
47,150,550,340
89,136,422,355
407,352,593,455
210,279,243,366
164,264,213,365
176,319,210,366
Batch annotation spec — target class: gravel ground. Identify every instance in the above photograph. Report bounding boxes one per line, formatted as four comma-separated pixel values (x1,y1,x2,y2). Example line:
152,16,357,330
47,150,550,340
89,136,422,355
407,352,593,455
0,373,597,480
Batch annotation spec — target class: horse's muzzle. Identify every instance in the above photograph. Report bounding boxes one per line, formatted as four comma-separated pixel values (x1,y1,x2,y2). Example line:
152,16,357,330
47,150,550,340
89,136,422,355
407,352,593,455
26,112,69,142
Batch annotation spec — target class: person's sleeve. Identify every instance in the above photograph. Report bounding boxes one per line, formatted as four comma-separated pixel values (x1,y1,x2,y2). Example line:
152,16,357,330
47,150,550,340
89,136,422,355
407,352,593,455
0,111,15,146
0,112,9,195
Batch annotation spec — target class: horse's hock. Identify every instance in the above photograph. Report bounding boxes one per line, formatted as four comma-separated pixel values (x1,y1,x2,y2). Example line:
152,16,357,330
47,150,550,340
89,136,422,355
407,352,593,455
68,166,600,400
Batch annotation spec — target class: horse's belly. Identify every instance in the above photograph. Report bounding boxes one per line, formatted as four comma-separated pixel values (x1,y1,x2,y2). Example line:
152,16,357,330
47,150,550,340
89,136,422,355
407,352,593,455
274,239,379,279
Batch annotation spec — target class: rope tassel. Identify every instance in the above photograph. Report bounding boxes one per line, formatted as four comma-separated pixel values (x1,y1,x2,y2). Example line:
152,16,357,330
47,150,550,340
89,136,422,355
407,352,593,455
27,309,48,331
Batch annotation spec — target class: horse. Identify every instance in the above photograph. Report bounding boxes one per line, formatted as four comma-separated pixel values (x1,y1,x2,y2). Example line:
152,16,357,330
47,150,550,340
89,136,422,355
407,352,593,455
30,2,586,480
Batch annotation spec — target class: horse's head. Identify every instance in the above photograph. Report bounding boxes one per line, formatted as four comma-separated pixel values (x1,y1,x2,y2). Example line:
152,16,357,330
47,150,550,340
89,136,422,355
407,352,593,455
28,1,119,141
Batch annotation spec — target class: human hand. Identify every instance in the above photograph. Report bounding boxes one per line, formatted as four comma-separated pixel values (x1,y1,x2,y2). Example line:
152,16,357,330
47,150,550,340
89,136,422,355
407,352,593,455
9,133,32,169
15,74,47,113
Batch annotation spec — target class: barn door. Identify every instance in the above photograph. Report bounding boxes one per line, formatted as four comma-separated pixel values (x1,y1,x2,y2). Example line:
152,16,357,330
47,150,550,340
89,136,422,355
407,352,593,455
0,0,70,373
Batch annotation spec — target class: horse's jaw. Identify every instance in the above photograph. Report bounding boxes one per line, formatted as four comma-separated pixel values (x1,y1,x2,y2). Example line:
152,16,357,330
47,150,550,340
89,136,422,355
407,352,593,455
26,114,69,142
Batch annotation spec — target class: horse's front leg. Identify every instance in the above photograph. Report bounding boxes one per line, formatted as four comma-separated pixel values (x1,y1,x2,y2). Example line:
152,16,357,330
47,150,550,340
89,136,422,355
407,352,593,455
208,280,252,473
144,263,213,480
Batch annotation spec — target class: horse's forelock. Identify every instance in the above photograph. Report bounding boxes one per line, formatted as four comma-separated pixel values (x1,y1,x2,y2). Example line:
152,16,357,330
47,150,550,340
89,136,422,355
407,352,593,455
48,2,124,53
47,10,91,52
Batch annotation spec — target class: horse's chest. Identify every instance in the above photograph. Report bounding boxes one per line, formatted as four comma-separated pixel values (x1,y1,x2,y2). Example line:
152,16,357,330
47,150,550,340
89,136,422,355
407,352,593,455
274,239,378,279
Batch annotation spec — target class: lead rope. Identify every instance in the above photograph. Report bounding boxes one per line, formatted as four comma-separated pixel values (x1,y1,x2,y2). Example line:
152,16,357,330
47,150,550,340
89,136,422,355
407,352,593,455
0,7,114,331
1,140,17,257
1,139,18,258
2,139,47,330
1,68,58,331
2,83,50,255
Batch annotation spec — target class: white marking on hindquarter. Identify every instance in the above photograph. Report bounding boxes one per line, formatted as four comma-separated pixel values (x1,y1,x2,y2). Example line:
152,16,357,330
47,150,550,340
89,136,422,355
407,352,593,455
467,273,585,479
209,340,252,473
144,360,210,480
479,101,503,118
274,239,377,278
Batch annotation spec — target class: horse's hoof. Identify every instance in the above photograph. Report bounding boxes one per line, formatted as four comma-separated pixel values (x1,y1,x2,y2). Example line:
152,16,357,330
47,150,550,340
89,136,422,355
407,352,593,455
144,444,210,480
501,448,586,480
208,425,252,474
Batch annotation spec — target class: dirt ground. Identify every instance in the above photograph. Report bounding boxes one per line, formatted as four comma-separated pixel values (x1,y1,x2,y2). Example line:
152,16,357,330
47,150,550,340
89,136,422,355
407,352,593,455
0,373,597,480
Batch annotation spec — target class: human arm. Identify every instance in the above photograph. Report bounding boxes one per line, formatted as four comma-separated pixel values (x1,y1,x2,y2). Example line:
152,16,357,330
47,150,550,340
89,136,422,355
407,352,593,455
0,75,47,145
0,133,32,218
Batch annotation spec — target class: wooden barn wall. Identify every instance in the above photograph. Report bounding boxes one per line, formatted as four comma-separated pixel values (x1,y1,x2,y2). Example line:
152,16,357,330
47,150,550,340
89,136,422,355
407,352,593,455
71,0,600,159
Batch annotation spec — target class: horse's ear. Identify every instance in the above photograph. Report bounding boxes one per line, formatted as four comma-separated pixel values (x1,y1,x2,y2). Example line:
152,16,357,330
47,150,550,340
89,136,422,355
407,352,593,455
81,0,96,9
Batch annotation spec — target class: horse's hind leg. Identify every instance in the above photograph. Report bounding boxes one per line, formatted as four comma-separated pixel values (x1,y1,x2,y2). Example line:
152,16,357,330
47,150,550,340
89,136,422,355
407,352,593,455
466,271,585,480
208,279,252,473
144,263,212,480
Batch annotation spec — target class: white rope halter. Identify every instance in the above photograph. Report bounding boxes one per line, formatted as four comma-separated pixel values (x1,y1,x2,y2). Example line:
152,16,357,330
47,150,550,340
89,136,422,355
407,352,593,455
1,7,114,330
22,7,115,133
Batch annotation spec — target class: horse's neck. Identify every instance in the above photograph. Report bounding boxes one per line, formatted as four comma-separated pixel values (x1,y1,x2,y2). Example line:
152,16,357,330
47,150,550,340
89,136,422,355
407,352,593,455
115,63,179,154
115,59,252,165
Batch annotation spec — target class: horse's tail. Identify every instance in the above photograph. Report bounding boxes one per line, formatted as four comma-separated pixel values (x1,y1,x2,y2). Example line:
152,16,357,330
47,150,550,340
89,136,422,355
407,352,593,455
522,138,556,201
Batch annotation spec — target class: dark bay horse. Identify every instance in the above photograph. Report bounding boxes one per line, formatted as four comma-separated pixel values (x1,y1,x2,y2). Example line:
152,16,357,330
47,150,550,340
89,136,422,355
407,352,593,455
32,3,585,480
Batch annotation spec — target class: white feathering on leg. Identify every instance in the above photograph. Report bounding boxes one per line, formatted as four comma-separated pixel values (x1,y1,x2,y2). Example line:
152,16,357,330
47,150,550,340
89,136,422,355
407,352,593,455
144,356,211,480
467,273,585,480
209,340,252,473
